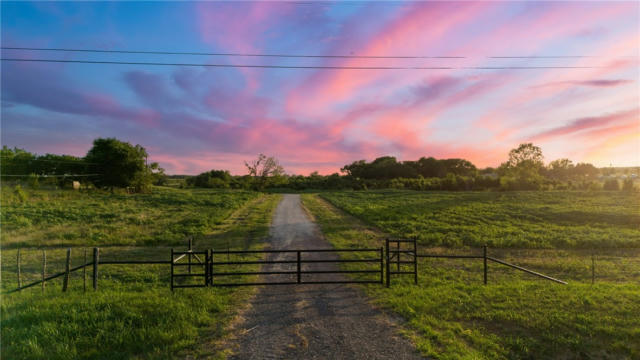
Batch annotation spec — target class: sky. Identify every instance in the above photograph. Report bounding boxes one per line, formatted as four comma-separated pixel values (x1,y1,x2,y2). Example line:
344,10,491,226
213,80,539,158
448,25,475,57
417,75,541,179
1,1,639,175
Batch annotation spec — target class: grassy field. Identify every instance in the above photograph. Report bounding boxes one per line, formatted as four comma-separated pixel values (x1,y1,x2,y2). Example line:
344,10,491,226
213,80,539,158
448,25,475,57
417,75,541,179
317,190,640,248
1,185,261,248
1,188,281,359
302,192,640,360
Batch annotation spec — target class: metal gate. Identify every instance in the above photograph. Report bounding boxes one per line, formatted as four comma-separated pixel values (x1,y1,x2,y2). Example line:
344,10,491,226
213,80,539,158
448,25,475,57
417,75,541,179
385,238,418,287
170,248,209,290
170,247,384,290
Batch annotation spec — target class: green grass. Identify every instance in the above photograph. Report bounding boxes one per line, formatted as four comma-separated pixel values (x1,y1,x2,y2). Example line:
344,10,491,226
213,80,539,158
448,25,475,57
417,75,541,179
1,190,282,359
1,286,239,360
317,190,640,248
302,193,640,360
1,186,261,248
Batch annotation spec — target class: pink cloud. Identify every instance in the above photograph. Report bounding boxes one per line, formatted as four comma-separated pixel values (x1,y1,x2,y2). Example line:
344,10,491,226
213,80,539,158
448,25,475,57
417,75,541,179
285,2,492,117
529,108,639,142
531,79,633,89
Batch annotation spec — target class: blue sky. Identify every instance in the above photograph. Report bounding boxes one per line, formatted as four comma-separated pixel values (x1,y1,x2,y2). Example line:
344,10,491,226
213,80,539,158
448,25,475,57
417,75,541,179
2,1,638,174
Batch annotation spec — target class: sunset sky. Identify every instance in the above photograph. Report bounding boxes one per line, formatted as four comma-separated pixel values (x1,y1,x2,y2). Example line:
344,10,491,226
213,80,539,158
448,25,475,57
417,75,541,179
2,1,639,175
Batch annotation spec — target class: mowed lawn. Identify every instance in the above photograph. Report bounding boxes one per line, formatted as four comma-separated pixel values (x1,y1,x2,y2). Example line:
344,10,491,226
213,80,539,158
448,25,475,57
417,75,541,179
1,187,281,359
302,191,640,360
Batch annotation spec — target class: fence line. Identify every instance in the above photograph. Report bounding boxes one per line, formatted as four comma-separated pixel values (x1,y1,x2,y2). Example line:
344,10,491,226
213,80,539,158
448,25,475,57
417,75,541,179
386,240,569,286
12,238,628,294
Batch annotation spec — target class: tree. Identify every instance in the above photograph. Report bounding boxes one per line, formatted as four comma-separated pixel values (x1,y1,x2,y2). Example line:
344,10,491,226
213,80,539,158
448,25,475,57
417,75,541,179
85,138,149,190
187,169,231,188
341,160,367,178
572,163,598,179
547,158,574,181
440,158,477,177
244,154,285,190
500,143,545,190
0,146,36,177
506,143,544,169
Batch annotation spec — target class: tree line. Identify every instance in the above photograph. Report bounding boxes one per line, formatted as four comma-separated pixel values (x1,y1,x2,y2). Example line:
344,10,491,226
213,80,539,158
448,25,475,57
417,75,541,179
2,139,636,192
1,138,166,191
189,143,636,192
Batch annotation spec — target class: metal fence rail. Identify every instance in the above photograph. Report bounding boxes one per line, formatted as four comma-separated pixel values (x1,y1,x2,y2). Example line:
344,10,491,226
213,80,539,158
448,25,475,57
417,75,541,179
408,243,568,286
487,256,567,284
5,239,570,294
207,248,384,288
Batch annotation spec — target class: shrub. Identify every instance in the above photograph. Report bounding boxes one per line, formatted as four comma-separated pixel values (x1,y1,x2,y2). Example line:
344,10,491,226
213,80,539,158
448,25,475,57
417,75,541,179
603,178,620,191
13,185,27,203
622,179,635,192
27,173,39,189
588,181,602,191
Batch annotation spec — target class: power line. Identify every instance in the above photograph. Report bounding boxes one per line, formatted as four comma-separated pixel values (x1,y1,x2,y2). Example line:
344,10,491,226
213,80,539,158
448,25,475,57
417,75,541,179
0,157,98,165
5,47,635,59
489,56,596,59
0,58,599,70
0,58,455,69
489,55,637,59
1,157,97,165
1,46,465,59
1,174,102,177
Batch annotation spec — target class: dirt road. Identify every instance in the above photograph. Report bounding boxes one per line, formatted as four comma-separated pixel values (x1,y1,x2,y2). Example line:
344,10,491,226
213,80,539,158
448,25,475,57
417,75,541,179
227,194,423,360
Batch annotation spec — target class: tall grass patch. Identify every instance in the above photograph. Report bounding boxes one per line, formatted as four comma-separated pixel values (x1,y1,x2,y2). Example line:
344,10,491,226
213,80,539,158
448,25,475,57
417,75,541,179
302,193,640,359
1,186,261,248
2,193,282,359
318,190,640,248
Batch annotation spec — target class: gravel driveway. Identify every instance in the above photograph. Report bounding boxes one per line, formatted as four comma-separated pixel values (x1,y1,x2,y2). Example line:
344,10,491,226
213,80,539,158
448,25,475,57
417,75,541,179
227,194,424,359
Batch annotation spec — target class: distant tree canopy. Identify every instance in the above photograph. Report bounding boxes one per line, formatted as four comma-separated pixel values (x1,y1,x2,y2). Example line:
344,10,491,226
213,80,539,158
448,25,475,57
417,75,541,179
244,154,285,190
546,158,574,181
341,156,476,180
1,146,90,177
1,139,165,191
186,169,233,188
85,138,149,189
4,141,631,192
497,143,546,190
82,138,166,191
505,143,544,169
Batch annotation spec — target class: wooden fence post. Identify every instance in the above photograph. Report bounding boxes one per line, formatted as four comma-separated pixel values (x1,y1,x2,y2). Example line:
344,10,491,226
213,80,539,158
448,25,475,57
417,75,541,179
385,239,390,288
93,247,99,290
17,249,22,288
62,248,71,292
483,245,488,285
83,248,87,292
42,249,46,292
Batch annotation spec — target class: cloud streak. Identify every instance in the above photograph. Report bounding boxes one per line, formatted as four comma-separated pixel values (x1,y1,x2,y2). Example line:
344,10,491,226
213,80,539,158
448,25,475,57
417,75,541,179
530,109,639,142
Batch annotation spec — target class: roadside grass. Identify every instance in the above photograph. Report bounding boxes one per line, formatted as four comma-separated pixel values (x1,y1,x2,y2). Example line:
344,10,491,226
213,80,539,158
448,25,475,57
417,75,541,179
301,193,640,360
1,191,281,360
1,186,261,248
317,190,640,248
